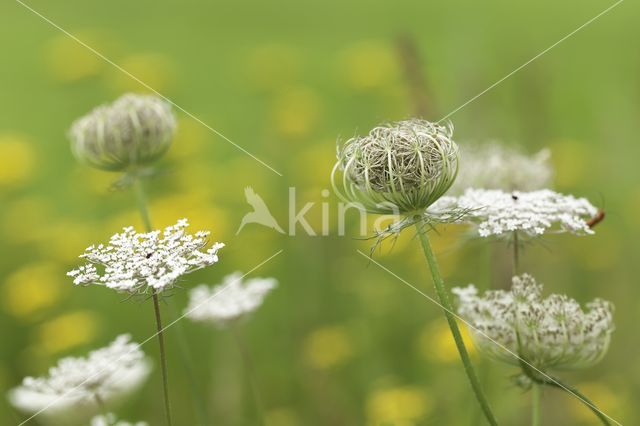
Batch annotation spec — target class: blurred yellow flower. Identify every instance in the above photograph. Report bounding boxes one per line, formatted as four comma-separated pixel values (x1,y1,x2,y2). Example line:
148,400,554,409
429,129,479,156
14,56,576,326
291,142,336,186
265,407,300,426
44,31,114,82
106,53,175,93
418,320,476,363
1,197,52,244
304,325,354,369
366,386,432,426
0,134,36,188
107,192,229,241
246,44,300,92
567,382,621,425
2,262,65,320
37,221,99,263
339,41,398,91
270,87,321,139
35,311,100,355
551,139,588,188
168,117,209,161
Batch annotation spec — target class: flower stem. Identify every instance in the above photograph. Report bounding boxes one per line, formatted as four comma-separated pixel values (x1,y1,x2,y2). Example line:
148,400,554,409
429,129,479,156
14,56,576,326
512,230,519,276
519,359,610,425
414,220,498,425
531,384,541,426
152,292,173,426
133,176,173,426
230,324,265,426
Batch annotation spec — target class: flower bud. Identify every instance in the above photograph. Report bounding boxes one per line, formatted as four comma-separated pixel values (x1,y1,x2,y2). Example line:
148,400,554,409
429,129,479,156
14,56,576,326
331,119,459,214
69,93,176,171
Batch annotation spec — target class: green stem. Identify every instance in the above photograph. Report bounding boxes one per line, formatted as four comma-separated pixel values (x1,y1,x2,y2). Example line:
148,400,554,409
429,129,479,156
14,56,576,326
414,220,498,426
531,384,541,426
166,300,210,426
519,360,610,425
152,292,173,426
230,324,265,426
512,230,519,276
133,177,173,426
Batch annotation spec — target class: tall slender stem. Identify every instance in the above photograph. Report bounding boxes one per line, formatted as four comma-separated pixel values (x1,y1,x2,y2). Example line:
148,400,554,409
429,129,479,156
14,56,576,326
512,230,519,276
230,324,265,426
531,384,541,426
519,359,610,425
414,220,498,425
93,393,106,414
133,177,173,426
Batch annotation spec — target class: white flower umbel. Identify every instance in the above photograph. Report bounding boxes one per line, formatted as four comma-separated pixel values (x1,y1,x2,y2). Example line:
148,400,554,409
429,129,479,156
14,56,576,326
68,219,224,295
431,188,598,237
9,335,151,425
449,142,552,194
90,413,148,426
185,272,277,327
453,274,614,371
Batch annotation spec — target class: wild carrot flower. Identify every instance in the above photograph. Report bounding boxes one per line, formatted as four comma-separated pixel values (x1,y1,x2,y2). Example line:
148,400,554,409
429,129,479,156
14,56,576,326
431,189,598,237
331,119,497,424
449,142,552,194
453,274,614,371
331,119,458,214
8,335,151,425
67,219,224,295
69,93,176,171
185,272,277,327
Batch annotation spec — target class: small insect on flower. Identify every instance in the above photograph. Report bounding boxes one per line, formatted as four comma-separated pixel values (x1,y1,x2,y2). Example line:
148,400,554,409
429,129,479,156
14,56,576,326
67,218,224,295
8,335,151,426
452,274,615,372
331,119,459,215
68,93,176,171
185,272,277,327
430,188,599,238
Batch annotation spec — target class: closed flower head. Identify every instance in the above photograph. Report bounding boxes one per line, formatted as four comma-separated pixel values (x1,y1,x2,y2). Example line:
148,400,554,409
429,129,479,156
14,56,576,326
69,93,176,171
332,119,459,214
453,274,614,372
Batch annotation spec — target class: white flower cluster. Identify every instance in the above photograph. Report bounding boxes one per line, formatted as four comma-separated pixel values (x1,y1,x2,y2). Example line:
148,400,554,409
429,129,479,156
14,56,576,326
453,274,614,371
430,189,598,237
90,413,148,426
68,219,224,294
449,142,553,194
185,272,277,327
9,335,151,425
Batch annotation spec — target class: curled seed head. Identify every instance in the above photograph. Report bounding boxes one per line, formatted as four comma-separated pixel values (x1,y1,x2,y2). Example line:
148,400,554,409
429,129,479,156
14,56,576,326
332,119,459,214
69,93,176,171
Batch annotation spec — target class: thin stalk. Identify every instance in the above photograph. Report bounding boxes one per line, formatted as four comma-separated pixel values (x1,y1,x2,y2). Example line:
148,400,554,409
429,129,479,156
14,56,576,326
519,360,610,425
531,384,541,426
414,220,498,426
166,300,210,426
133,177,173,426
152,292,173,426
512,230,519,276
93,393,106,414
230,324,265,426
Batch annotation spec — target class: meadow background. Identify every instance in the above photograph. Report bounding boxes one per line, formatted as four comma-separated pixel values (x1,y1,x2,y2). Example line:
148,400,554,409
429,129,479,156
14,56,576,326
1,0,639,424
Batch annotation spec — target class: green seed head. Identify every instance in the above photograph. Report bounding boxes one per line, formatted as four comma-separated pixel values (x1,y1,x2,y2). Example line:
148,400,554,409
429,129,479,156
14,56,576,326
332,119,459,214
69,93,176,171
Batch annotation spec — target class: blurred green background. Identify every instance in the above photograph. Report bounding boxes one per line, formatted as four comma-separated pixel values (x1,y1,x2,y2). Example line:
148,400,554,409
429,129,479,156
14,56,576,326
1,0,638,424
